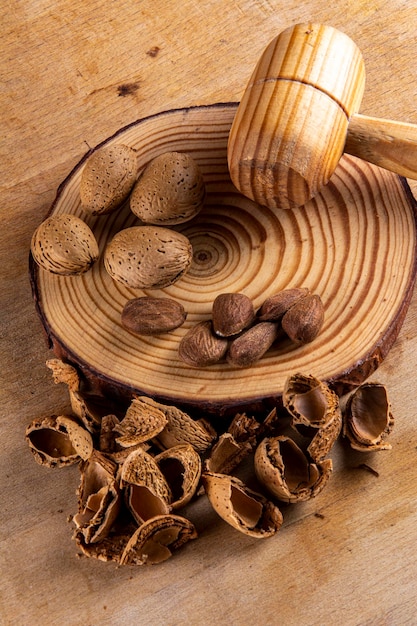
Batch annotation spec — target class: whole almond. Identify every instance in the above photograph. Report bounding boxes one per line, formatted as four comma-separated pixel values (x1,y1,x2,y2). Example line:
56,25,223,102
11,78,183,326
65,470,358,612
258,288,309,321
122,297,187,336
227,321,280,367
281,294,324,343
30,214,99,275
212,293,255,337
104,225,192,289
130,152,205,225
178,321,228,367
80,144,138,215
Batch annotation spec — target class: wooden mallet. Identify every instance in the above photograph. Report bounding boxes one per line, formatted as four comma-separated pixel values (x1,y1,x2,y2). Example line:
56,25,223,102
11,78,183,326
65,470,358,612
228,22,417,209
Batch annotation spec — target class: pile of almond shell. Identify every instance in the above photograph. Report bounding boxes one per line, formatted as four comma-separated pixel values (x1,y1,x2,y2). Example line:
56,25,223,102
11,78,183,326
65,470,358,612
25,359,394,566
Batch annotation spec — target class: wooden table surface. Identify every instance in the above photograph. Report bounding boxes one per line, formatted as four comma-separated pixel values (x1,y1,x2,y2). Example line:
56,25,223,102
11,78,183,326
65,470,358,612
2,2,417,624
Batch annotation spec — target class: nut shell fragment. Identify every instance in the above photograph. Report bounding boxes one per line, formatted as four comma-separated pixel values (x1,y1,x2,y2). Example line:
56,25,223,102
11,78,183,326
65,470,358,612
141,396,216,454
202,471,283,538
156,444,202,509
99,414,120,453
73,451,121,543
254,436,333,503
204,433,252,475
46,358,80,391
120,514,198,565
283,373,339,430
227,412,260,447
74,520,137,563
343,382,394,451
25,414,93,468
46,358,113,434
306,409,343,463
113,397,168,447
120,447,172,503
120,447,173,524
283,373,342,461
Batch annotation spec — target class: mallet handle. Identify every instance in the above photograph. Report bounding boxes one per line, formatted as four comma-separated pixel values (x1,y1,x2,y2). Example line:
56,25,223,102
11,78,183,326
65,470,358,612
345,113,417,179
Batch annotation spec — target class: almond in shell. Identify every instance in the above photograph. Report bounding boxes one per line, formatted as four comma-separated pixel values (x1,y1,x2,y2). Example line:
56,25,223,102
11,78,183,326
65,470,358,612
80,144,138,215
31,214,99,276
130,151,205,225
104,225,193,289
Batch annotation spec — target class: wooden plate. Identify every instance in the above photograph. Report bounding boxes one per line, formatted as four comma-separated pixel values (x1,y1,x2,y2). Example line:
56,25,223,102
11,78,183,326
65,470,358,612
30,103,417,415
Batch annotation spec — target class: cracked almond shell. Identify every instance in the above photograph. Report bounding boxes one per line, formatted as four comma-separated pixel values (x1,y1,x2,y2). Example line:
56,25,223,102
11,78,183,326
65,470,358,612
202,471,283,538
46,358,80,391
25,414,93,468
140,396,216,454
113,397,168,447
306,409,343,463
204,433,252,474
74,520,137,563
73,451,121,544
283,372,342,461
254,436,333,503
343,382,394,451
120,447,172,524
120,514,197,565
283,372,340,430
155,444,202,509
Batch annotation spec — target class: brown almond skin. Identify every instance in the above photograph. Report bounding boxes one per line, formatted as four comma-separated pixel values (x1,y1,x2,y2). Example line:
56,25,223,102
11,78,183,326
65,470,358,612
179,321,228,367
212,293,255,337
122,297,187,336
227,322,280,367
281,294,324,343
258,288,309,321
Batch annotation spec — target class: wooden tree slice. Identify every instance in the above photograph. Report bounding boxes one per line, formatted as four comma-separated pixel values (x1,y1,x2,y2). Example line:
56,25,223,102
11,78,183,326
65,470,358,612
30,103,417,416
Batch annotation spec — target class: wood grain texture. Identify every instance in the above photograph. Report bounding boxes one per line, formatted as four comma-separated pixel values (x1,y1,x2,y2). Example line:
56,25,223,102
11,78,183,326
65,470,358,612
228,23,366,208
3,1,417,625
31,104,417,414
